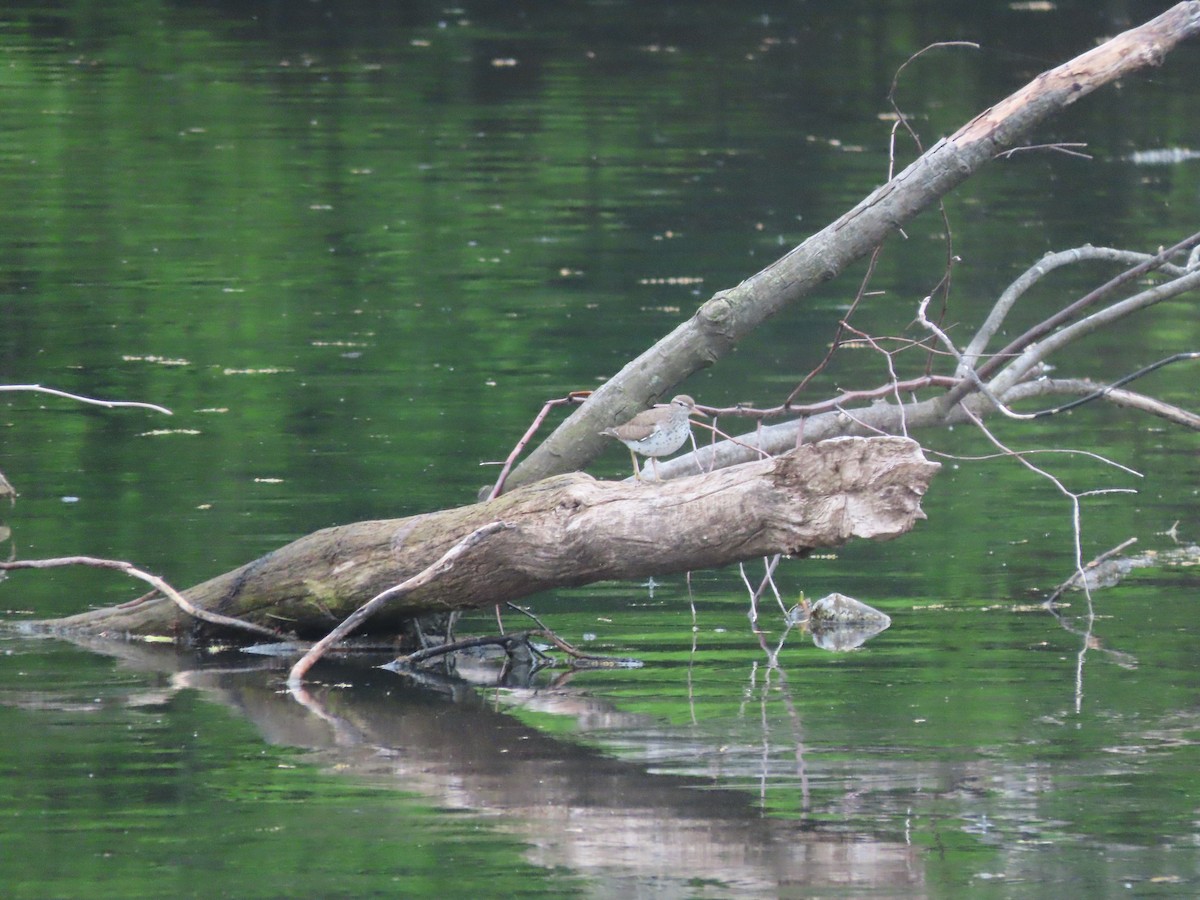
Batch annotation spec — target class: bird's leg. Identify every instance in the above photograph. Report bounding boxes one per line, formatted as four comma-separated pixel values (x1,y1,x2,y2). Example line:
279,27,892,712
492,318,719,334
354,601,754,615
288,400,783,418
628,448,642,481
650,457,661,481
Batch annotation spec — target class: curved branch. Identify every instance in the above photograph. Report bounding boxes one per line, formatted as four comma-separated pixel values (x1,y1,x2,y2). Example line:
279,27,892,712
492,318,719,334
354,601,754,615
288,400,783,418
988,266,1200,396
1006,375,1200,429
0,556,282,640
959,244,1196,376
918,295,1037,421
289,522,511,685
0,384,173,416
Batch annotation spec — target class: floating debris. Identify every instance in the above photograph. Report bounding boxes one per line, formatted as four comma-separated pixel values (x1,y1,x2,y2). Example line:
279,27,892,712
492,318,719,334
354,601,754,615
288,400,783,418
122,354,190,366
1126,147,1200,165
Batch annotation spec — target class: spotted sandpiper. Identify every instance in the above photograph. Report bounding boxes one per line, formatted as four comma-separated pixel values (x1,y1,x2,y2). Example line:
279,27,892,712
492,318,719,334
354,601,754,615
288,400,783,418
601,394,702,480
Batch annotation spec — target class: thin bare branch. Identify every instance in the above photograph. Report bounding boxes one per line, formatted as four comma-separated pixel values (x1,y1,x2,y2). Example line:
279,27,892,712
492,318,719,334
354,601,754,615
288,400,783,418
487,393,589,500
886,41,981,169
0,555,282,640
785,245,882,405
391,625,632,669
988,266,1200,396
288,521,510,685
0,384,173,416
927,445,1143,480
916,295,1038,420
885,42,969,375
976,231,1200,388
995,142,1092,160
1004,358,1200,428
959,245,1194,377
1044,536,1140,605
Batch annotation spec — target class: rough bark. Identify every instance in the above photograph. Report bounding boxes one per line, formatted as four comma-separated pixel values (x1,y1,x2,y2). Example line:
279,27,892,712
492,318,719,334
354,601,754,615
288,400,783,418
33,436,938,641
503,2,1200,491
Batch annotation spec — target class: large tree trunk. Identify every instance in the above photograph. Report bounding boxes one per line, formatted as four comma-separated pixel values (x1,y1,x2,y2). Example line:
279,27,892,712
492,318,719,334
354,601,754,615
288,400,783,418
34,437,937,641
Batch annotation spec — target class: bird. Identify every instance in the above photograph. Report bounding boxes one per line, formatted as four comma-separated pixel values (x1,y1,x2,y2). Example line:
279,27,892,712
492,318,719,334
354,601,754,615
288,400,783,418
601,395,701,481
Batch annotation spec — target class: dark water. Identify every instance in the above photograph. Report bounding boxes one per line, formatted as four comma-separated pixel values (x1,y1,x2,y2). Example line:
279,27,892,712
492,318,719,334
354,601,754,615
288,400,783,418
3,2,1200,896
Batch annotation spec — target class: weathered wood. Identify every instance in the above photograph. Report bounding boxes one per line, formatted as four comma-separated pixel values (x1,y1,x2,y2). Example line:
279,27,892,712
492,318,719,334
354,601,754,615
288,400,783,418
34,436,938,641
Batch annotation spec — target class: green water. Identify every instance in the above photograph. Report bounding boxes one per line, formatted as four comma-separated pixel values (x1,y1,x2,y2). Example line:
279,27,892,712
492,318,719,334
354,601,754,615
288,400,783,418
3,1,1200,896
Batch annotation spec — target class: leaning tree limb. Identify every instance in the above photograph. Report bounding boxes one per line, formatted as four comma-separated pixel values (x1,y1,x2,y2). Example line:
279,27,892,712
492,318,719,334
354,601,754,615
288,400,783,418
26,436,938,643
501,2,1200,491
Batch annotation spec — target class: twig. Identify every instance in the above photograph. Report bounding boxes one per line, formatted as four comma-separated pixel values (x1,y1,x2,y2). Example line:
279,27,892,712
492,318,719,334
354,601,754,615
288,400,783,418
886,41,976,368
927,445,1142,480
1019,381,1200,430
1041,538,1142,673
533,628,622,663
287,521,510,686
995,142,1092,160
0,384,173,416
1022,353,1200,421
703,373,958,421
956,405,1138,712
739,554,783,629
886,42,980,151
837,321,914,437
785,245,882,405
916,295,1038,420
0,555,283,640
498,604,630,663
487,393,590,499
504,602,552,631
789,42,973,412
689,419,771,459
762,554,787,617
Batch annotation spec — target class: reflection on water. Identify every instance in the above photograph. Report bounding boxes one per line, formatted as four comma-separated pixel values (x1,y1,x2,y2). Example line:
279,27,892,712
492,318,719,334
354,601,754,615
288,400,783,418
6,576,1200,898
4,634,925,897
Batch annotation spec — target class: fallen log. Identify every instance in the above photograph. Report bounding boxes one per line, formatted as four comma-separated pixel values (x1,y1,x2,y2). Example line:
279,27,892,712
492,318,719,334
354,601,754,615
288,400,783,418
27,436,938,642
